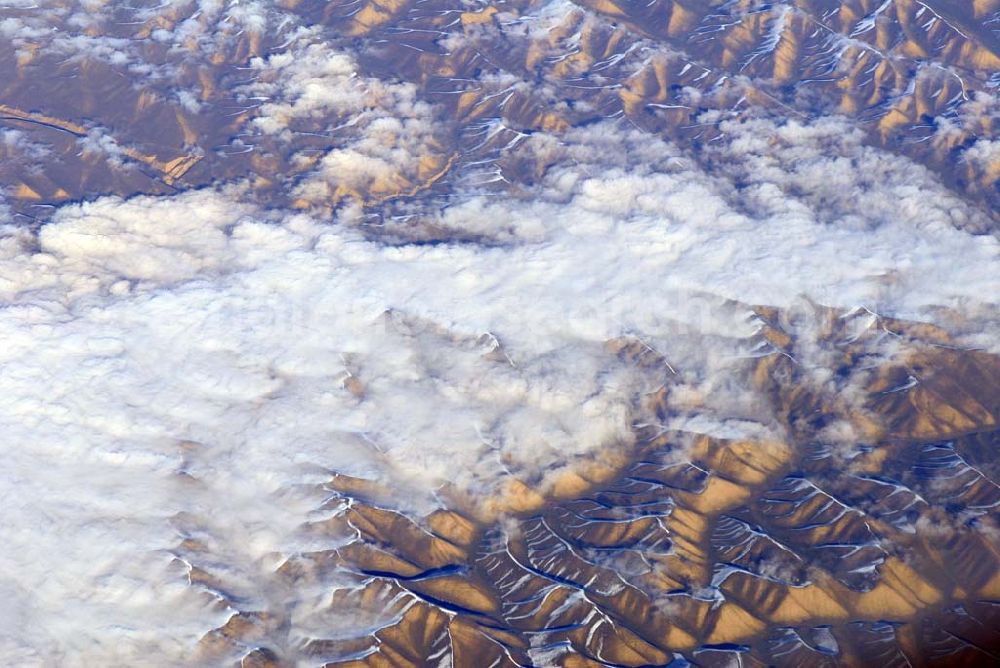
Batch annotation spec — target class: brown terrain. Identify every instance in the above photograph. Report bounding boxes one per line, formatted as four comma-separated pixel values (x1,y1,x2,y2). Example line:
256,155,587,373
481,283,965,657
2,0,999,665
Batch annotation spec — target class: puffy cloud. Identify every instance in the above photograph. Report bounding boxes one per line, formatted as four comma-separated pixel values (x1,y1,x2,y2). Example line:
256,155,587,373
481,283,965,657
965,137,1000,171
0,129,50,172
78,129,131,169
246,43,376,135
0,187,260,302
241,38,447,206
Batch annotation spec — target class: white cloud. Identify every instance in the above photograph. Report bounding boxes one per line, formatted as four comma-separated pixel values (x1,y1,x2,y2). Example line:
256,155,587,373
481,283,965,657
242,38,446,205
0,129,51,168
